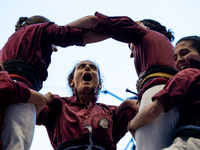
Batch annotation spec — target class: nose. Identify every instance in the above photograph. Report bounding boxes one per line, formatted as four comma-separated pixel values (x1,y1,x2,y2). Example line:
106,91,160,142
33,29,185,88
85,65,91,71
176,55,184,63
175,55,184,69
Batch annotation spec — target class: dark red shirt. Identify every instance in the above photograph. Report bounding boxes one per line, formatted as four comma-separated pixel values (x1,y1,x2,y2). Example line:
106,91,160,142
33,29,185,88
37,93,136,150
0,22,84,88
152,68,200,113
93,12,176,76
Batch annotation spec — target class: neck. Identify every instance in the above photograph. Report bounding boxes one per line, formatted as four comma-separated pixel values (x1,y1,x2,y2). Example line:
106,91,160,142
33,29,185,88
76,89,96,106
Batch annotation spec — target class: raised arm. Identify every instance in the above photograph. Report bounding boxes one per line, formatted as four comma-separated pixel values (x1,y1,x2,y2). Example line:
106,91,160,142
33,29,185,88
67,15,109,44
128,100,164,138
67,15,97,29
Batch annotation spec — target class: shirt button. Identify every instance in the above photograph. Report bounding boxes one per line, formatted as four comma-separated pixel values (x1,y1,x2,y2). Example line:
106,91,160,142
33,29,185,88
86,116,89,118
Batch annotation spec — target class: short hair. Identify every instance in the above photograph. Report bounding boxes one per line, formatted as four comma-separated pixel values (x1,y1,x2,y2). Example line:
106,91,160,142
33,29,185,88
15,15,50,31
140,19,174,42
176,35,200,54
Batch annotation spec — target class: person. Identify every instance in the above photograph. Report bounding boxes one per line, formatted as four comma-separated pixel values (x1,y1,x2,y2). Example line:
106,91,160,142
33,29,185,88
36,60,139,150
0,15,108,150
0,60,48,149
128,35,200,150
79,12,179,150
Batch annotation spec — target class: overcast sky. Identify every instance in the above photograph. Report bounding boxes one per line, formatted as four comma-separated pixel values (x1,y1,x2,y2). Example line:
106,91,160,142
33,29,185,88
1,0,200,149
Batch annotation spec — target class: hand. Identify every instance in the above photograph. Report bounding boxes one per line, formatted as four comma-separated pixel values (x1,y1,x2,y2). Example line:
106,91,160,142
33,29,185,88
45,92,53,103
115,99,139,116
45,92,61,105
28,89,49,114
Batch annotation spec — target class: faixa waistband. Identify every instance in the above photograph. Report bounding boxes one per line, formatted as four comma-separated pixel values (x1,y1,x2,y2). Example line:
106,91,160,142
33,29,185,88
9,74,34,89
138,66,178,91
3,59,41,91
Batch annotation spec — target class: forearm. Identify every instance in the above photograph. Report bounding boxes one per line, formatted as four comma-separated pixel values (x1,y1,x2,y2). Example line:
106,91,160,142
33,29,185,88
67,15,97,29
128,100,164,131
27,89,49,114
82,30,109,44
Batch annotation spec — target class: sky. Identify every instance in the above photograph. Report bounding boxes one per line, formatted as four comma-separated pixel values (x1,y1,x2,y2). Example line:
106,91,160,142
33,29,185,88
1,0,200,149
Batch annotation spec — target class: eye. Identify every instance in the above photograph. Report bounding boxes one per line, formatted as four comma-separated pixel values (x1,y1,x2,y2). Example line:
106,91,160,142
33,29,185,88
77,64,86,69
181,49,190,56
174,54,177,61
90,65,97,70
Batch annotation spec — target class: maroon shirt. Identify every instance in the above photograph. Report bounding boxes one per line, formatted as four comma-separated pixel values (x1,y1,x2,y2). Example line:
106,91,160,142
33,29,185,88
93,12,176,76
37,93,136,150
0,22,84,88
0,71,30,131
152,68,200,113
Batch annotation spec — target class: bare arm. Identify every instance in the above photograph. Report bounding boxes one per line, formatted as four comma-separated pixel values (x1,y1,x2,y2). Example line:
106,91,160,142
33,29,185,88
67,15,109,44
128,100,164,138
27,89,49,115
67,15,97,29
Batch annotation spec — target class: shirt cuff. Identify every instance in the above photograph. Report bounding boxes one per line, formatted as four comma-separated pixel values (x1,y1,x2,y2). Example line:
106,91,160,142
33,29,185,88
17,82,31,103
152,91,175,113
68,27,85,46
93,12,108,34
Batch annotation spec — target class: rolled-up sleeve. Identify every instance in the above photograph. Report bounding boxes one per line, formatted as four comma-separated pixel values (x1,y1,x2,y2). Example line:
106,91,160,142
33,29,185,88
152,68,200,112
0,72,30,107
93,12,146,44
43,22,85,47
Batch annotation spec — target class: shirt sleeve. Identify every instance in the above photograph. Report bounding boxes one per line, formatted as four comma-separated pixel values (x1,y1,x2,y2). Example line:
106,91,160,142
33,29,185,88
152,68,200,112
36,94,62,125
0,71,30,107
42,22,85,47
113,107,136,143
93,12,146,45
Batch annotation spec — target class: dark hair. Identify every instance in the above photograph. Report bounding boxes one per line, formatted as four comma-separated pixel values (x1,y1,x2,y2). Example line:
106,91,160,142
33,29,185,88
140,19,174,42
15,15,50,31
67,60,103,95
176,35,200,54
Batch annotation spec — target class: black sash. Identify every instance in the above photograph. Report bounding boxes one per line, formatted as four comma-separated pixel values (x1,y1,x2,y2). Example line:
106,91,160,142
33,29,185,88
3,60,41,91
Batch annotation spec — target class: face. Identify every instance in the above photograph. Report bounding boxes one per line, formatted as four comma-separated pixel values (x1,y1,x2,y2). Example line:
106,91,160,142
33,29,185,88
174,41,200,71
129,43,135,58
70,61,101,93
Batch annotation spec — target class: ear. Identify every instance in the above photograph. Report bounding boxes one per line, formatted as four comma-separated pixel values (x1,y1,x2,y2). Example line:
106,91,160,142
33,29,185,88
97,81,102,89
70,79,74,87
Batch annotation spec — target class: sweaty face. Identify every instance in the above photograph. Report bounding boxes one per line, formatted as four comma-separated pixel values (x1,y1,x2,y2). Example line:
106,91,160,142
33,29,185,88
70,61,101,93
174,41,200,71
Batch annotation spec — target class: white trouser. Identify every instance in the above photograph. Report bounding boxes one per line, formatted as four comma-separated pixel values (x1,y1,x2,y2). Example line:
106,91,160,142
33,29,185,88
0,103,36,150
135,84,180,150
162,137,200,150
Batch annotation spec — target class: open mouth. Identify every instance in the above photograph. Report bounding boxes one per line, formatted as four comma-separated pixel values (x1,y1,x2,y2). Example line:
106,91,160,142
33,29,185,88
83,73,92,81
